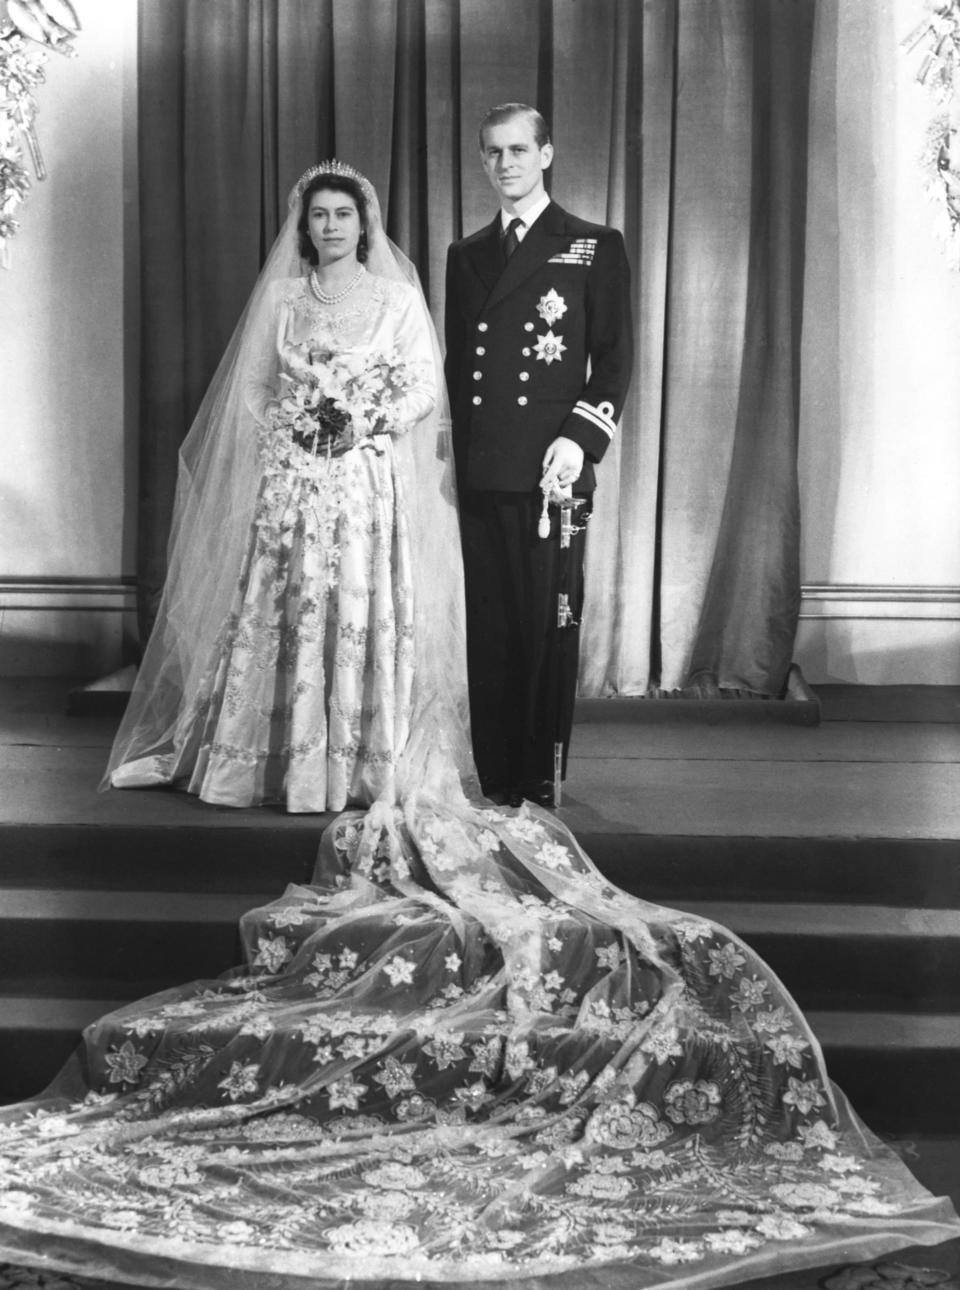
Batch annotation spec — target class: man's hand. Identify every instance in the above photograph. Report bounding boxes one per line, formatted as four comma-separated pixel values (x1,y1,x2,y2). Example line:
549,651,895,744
541,436,585,492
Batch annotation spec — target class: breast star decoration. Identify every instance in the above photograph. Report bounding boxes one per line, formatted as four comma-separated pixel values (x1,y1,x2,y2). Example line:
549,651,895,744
534,330,567,365
536,289,567,326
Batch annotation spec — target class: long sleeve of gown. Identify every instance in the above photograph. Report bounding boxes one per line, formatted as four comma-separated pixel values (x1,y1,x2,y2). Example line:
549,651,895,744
390,284,437,430
242,282,288,425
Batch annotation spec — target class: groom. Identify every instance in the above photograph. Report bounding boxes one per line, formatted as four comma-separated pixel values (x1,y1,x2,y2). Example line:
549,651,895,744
445,103,633,806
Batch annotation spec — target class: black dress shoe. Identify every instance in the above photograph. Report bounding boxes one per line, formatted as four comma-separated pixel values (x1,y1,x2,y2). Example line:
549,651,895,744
520,780,556,808
484,786,525,808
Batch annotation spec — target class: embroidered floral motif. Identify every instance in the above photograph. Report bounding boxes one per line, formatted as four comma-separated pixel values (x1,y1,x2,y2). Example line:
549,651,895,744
0,776,950,1285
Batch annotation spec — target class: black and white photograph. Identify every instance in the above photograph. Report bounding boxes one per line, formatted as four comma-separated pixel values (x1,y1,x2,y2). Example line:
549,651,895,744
0,2,958,1288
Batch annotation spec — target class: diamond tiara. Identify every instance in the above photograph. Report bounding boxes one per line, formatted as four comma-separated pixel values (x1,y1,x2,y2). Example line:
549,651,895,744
290,160,374,209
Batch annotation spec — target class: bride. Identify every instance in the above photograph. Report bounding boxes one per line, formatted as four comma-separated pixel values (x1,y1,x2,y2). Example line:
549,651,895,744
105,161,475,812
0,164,957,1290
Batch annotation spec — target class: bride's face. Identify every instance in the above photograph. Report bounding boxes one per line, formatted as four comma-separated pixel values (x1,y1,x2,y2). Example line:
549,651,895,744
307,188,362,267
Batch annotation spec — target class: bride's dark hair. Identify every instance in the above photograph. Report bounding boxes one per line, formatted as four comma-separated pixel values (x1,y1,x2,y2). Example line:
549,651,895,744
297,173,370,265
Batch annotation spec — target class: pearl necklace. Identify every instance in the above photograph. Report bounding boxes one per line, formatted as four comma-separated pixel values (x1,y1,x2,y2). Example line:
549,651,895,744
309,265,365,305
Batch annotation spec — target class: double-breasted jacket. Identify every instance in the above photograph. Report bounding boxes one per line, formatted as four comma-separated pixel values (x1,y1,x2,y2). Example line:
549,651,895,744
444,200,633,493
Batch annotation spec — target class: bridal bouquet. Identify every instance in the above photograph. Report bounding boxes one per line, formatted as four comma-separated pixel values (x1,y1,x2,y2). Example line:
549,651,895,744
271,345,421,459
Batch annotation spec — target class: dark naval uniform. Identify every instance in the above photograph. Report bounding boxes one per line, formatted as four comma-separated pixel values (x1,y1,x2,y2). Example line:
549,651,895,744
445,200,633,801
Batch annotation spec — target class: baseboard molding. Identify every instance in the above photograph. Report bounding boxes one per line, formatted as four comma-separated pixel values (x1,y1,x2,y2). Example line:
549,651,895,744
801,584,960,621
0,577,137,612
0,579,136,676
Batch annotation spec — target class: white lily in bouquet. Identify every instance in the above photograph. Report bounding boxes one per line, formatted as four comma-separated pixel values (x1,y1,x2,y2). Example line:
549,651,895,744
271,343,421,459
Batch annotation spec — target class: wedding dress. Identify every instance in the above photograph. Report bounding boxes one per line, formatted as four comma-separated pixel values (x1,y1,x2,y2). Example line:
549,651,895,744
1,166,957,1290
112,270,436,812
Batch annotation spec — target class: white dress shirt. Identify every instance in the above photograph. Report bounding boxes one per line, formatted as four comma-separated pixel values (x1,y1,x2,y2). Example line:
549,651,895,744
499,192,551,242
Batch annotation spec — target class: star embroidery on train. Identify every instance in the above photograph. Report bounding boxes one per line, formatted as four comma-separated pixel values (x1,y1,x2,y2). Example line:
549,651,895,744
534,330,567,365
536,289,567,326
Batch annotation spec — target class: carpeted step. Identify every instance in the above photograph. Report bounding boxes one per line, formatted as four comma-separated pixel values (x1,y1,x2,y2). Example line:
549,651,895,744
3,889,959,1014
3,993,957,1134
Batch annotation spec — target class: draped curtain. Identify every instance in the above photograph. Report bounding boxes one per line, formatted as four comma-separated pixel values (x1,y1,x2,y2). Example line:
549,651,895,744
137,0,815,698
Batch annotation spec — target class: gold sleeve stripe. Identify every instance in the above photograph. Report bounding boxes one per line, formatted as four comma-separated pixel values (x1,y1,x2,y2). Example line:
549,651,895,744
573,400,617,439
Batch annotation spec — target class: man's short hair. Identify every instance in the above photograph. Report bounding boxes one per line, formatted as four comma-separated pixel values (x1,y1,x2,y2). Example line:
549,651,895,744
478,103,551,150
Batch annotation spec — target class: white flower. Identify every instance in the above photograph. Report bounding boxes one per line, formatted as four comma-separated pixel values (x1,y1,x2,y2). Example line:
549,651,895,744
547,935,563,954
217,1061,260,1102
754,1007,792,1034
104,1040,148,1086
765,1032,811,1068
535,841,571,870
672,919,712,944
504,816,545,845
239,1013,274,1040
362,1162,427,1191
469,1036,503,1077
664,1079,722,1125
253,936,292,973
707,943,746,979
383,955,415,986
755,1214,814,1240
798,1120,838,1151
395,1093,435,1121
845,1196,898,1216
820,1153,861,1174
373,1056,417,1098
325,1220,420,1256
586,1096,670,1150
567,1173,633,1200
705,1229,762,1254
782,1077,827,1115
424,1035,467,1070
595,943,620,971
731,976,769,1009
328,1075,368,1111
558,1069,590,1104
771,1182,841,1210
640,1024,684,1064
452,1080,494,1112
270,905,310,928
765,1141,804,1161
647,1237,703,1265
338,1034,379,1061
360,1189,414,1220
444,951,462,973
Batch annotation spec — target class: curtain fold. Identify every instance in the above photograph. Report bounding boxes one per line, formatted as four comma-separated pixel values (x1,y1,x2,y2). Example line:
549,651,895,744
136,0,815,697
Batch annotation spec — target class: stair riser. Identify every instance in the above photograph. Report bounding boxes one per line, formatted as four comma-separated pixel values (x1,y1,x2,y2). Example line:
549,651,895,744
3,829,958,907
3,921,958,1014
2,1030,955,1135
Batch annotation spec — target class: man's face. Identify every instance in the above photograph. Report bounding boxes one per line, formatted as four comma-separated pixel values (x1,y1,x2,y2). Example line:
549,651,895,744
480,116,553,210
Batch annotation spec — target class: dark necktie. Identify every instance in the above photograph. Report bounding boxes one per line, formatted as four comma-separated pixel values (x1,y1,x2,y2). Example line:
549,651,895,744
502,216,523,261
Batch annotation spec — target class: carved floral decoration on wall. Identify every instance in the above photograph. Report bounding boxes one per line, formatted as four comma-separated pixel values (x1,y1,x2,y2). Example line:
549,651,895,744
0,0,80,268
904,0,960,269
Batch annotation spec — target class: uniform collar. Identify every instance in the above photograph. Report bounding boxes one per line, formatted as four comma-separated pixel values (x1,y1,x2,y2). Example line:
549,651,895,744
499,191,551,235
